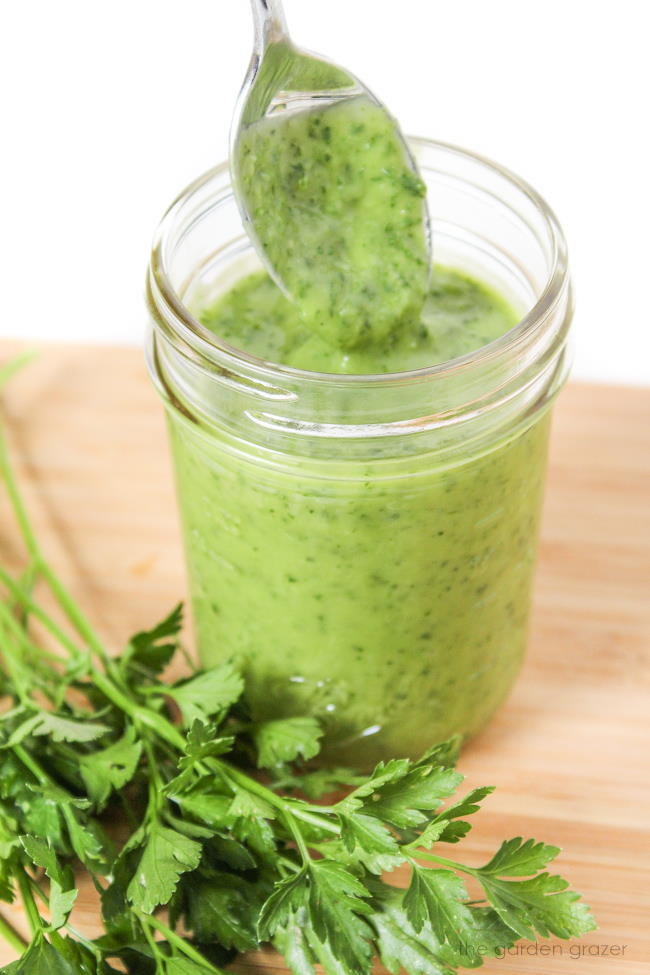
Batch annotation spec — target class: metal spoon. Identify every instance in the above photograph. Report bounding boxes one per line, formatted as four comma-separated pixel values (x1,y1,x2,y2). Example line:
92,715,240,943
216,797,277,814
230,0,432,348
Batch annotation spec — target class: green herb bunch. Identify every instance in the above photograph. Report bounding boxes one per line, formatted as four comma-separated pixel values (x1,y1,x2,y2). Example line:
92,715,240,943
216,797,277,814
0,357,595,975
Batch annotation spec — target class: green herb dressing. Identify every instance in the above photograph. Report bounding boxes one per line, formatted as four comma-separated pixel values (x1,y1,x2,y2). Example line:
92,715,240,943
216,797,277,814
170,254,551,763
170,402,550,765
235,95,430,349
199,264,518,374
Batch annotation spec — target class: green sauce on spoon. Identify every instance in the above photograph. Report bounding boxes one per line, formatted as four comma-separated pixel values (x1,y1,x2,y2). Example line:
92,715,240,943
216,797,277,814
231,1,431,350
236,96,430,350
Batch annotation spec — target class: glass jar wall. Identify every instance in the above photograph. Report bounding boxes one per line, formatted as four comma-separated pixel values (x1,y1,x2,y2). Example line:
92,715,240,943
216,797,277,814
147,139,572,766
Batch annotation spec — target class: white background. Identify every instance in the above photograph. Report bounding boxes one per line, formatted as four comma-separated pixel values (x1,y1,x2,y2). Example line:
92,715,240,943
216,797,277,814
1,0,649,385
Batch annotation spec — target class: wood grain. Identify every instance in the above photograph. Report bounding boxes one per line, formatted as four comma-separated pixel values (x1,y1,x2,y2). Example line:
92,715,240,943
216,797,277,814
0,342,648,973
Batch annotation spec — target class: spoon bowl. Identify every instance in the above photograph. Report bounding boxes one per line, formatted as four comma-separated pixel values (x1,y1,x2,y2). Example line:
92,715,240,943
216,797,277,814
230,0,432,349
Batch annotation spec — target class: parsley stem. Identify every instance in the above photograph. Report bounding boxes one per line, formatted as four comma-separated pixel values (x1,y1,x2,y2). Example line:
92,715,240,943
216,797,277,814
15,562,40,628
13,744,49,786
283,811,311,863
285,805,340,835
0,425,40,563
221,764,339,836
0,602,61,666
0,567,85,662
0,605,32,702
278,854,302,874
14,870,42,938
142,738,164,816
413,851,477,876
0,910,28,954
87,666,185,751
144,913,227,973
0,413,109,667
140,913,167,969
39,560,111,666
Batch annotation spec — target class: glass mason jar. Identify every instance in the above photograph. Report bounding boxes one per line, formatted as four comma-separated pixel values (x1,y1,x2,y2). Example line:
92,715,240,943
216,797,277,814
146,139,572,767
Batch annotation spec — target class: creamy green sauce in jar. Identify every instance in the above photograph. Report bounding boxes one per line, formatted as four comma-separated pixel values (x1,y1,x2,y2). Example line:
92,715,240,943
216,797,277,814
199,265,518,374
168,254,550,765
170,398,549,766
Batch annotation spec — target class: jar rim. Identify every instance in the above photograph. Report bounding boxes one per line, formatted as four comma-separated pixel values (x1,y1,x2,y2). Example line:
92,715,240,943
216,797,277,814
148,137,569,387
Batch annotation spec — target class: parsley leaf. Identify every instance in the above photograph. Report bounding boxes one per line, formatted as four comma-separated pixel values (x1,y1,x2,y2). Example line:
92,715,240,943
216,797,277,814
127,823,202,914
122,603,183,681
399,785,495,849
183,721,234,764
163,664,244,725
336,759,411,812
19,837,77,931
181,873,264,952
404,867,481,952
165,721,234,796
0,935,81,975
227,790,276,821
6,711,110,747
371,883,515,974
253,717,323,769
61,810,112,872
273,766,364,799
338,813,403,874
479,872,596,940
473,836,595,939
307,861,373,974
78,727,143,810
357,765,463,829
304,926,355,975
275,910,316,975
479,836,560,876
258,869,309,941
371,910,451,975
401,820,448,852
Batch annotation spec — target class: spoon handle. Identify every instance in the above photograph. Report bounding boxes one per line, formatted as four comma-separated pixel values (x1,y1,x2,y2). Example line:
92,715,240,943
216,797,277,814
250,0,289,50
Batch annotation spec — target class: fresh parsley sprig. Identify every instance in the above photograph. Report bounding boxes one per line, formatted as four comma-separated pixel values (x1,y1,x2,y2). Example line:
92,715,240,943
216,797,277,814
0,360,595,974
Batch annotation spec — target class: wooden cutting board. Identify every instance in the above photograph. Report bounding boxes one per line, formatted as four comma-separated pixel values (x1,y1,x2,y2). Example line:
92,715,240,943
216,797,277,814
0,342,649,974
